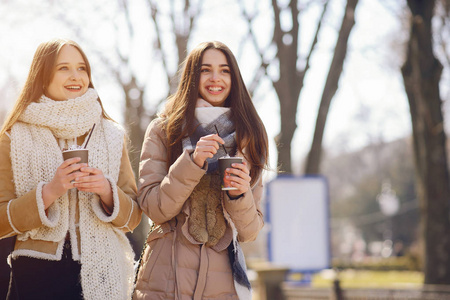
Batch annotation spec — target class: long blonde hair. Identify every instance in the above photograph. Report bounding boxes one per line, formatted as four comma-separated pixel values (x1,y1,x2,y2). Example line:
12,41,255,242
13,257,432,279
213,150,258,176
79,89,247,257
0,38,113,137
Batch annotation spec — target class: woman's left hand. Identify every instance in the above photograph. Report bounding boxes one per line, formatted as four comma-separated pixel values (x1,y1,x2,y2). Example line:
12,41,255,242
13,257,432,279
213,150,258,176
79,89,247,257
226,161,251,198
73,166,113,211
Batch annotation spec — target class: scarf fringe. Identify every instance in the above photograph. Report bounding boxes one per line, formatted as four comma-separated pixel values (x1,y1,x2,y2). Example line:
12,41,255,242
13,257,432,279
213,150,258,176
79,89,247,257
226,216,252,300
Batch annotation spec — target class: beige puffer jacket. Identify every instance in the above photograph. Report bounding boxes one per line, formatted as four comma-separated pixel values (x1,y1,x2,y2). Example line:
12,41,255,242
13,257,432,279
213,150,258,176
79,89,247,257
133,118,264,300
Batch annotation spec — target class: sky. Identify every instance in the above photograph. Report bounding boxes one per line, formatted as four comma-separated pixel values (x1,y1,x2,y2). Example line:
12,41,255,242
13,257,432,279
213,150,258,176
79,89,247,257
0,0,421,174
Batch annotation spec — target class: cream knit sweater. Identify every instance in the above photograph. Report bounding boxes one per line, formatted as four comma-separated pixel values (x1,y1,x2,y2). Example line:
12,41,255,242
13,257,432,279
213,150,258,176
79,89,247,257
9,89,134,299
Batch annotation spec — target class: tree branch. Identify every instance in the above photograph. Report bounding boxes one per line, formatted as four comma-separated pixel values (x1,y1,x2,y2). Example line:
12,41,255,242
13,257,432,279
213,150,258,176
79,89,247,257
303,0,330,75
147,0,172,91
238,0,274,94
119,0,134,37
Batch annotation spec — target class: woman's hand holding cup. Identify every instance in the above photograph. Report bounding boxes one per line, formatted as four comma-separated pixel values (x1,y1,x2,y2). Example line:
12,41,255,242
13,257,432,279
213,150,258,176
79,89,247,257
222,161,251,198
42,157,89,209
74,166,114,212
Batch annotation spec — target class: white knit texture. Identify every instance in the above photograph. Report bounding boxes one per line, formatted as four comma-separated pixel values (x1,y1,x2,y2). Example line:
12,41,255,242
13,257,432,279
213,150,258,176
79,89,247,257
9,89,135,300
19,88,102,139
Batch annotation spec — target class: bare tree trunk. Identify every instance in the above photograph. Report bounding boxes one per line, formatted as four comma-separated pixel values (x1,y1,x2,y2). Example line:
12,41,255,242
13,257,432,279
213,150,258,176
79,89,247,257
123,76,146,176
272,0,329,173
240,0,329,173
271,0,303,174
305,0,358,174
401,0,450,284
148,0,199,96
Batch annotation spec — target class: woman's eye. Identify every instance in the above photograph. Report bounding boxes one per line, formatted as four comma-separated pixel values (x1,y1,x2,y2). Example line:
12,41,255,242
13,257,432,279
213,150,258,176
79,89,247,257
59,66,68,71
201,69,210,73
222,69,230,73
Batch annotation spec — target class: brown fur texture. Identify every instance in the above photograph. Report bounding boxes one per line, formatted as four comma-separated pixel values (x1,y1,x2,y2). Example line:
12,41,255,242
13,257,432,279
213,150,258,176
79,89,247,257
188,174,226,247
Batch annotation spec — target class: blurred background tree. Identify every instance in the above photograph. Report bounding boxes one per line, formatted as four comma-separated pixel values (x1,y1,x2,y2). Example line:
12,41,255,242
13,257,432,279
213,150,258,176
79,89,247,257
401,0,450,284
305,0,358,174
240,0,360,174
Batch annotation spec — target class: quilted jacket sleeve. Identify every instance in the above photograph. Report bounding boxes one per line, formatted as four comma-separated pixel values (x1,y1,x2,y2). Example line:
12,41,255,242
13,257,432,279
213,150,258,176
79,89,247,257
223,167,265,243
137,119,206,224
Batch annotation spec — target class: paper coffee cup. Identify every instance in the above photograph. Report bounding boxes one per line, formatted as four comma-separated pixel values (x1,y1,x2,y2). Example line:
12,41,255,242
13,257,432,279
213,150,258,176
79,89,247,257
62,149,88,164
218,157,243,191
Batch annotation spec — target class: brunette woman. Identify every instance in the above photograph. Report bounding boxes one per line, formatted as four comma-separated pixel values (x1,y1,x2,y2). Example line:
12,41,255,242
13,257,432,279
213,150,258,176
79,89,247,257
134,41,269,300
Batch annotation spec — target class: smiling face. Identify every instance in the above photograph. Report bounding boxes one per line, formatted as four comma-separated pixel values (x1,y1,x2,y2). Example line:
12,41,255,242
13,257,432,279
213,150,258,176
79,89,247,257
45,44,89,101
198,49,232,107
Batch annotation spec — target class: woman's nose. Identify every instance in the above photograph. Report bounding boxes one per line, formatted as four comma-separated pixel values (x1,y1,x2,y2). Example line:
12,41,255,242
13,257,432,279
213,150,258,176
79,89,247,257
70,70,81,80
209,71,219,81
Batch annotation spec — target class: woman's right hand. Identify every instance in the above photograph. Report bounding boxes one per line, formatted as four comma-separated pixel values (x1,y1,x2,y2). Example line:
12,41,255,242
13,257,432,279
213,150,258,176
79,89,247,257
42,157,89,209
192,134,224,168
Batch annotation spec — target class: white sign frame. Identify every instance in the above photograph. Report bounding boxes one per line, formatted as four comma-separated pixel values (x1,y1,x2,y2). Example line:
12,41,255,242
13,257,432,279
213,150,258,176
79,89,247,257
266,175,331,272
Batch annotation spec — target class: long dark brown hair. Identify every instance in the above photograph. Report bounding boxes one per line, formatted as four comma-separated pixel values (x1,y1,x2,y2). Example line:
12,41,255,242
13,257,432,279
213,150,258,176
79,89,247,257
162,41,269,184
0,38,113,137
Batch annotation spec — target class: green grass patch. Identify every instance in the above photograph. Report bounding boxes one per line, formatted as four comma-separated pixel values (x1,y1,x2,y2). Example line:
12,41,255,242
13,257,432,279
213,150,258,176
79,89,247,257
310,269,423,289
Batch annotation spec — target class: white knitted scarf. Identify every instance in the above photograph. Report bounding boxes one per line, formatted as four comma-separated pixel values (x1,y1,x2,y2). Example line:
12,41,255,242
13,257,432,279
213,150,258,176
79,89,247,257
9,89,135,300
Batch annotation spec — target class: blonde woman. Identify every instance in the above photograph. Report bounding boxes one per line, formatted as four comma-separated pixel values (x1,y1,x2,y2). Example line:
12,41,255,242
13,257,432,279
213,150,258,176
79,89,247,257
0,38,141,300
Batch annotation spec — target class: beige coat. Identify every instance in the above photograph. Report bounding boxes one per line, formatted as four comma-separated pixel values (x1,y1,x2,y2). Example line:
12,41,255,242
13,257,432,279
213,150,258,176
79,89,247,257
133,118,264,300
0,131,141,258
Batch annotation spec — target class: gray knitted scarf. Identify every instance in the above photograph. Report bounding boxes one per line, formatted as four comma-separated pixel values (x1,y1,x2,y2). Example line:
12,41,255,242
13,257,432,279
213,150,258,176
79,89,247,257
182,107,236,173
